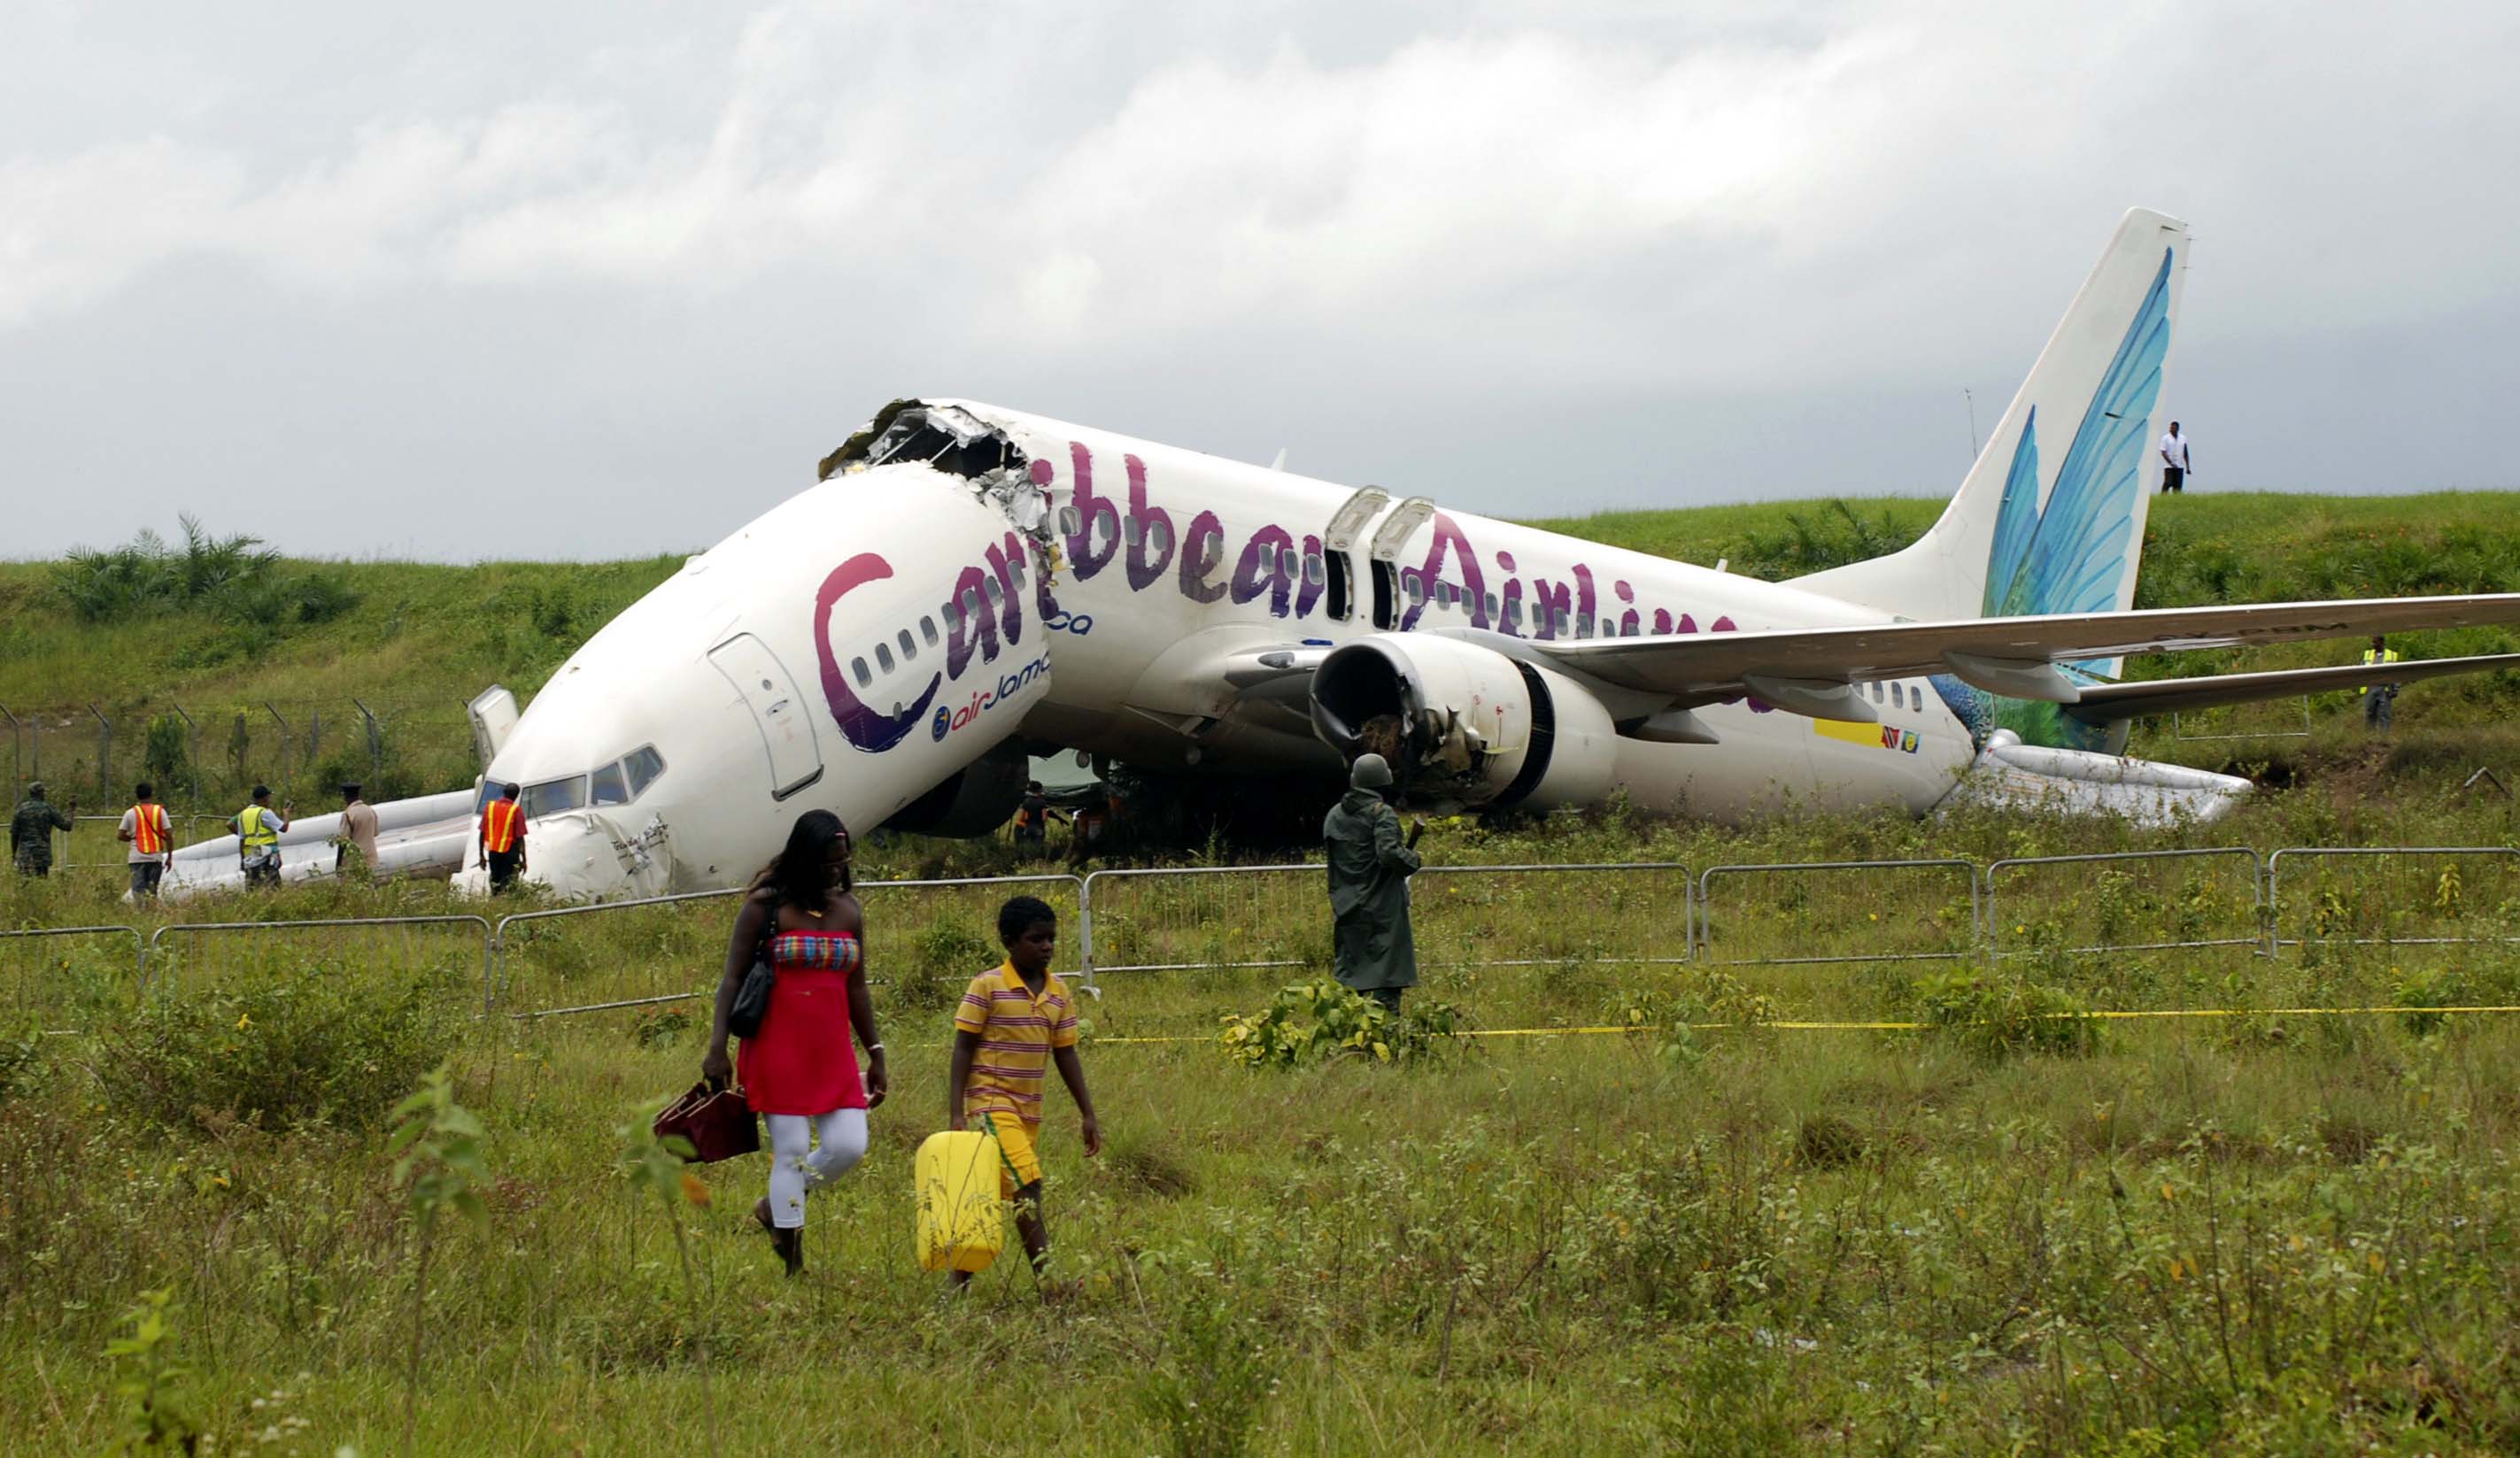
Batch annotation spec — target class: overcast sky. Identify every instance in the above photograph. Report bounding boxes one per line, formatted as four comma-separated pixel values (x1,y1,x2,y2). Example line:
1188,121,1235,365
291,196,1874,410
5,1,2516,561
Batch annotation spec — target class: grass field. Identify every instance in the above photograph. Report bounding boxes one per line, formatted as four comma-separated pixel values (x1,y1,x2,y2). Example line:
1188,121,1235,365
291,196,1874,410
7,733,2520,1454
6,491,2520,1452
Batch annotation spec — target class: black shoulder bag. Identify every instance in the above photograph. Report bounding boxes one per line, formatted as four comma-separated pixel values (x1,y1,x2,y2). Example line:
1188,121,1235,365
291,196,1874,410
726,907,779,1039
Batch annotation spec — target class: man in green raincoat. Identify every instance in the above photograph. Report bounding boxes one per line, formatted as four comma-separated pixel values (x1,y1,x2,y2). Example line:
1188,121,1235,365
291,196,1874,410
1323,753,1424,1010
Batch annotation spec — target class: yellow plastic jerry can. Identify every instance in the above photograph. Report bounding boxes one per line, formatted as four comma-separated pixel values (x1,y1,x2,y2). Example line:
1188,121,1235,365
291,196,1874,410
916,1130,1005,1274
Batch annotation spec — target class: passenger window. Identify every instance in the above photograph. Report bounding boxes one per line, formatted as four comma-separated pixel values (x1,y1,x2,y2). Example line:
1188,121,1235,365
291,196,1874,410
1258,543,1277,572
961,588,981,617
1484,592,1499,619
1871,682,1884,704
983,576,1004,606
623,745,666,797
1304,552,1325,586
852,657,871,687
1553,608,1570,635
1150,521,1171,555
590,761,630,806
921,616,939,645
1124,517,1142,547
1507,599,1524,625
876,643,895,673
1059,505,1081,536
1577,613,1595,636
1622,619,1639,636
898,629,916,660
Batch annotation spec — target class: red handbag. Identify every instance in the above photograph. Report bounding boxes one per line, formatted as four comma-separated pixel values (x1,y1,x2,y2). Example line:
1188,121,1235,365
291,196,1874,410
652,1078,761,1164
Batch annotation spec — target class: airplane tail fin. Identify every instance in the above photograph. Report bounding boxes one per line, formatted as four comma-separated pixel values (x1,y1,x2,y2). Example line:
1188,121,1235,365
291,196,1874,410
1790,209,2189,629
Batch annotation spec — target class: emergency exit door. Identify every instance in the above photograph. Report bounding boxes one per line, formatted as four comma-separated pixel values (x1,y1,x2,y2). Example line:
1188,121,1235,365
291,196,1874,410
707,634,824,799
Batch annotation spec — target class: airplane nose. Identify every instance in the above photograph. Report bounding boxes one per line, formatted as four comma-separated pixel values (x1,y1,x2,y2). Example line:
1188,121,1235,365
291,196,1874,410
454,814,645,900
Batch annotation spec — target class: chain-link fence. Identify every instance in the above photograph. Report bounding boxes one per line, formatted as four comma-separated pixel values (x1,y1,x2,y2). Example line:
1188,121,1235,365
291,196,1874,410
4,697,473,825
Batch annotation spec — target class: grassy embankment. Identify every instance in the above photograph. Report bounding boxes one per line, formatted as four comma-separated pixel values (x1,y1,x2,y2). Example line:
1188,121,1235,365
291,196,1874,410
7,490,2520,814
5,493,2520,1453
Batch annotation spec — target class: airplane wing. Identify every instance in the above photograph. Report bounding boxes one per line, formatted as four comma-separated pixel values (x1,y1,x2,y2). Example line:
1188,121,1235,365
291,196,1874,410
2064,652,2520,721
1522,594,2520,719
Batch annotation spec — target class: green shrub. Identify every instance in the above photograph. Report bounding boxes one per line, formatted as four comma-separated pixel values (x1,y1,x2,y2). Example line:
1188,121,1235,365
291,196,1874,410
102,968,464,1133
1913,969,2099,1061
2392,966,2470,1037
0,1022,43,1101
1133,1294,1273,1458
1217,980,1465,1068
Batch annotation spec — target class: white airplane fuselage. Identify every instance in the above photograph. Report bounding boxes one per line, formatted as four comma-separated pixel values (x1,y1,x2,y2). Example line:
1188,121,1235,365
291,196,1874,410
474,402,1972,899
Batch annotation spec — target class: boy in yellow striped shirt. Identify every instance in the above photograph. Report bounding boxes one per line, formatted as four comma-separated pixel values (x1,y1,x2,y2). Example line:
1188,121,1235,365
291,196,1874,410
948,895,1100,1290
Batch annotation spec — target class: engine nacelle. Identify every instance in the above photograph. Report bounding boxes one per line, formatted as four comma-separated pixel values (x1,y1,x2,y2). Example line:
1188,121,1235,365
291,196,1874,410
1308,635,1619,810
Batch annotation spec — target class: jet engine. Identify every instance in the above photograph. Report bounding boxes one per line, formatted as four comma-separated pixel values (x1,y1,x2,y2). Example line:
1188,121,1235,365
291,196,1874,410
881,737,1032,837
1308,635,1619,810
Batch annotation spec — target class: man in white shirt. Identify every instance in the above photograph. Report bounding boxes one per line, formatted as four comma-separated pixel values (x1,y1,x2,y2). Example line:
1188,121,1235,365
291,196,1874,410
2159,421,2191,493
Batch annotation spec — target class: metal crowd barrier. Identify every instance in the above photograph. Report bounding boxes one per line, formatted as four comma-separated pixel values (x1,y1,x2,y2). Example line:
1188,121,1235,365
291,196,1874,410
1079,864,1316,974
146,914,495,1001
17,845,2520,1019
1,923,145,1023
1694,858,1981,966
489,874,1086,1019
2265,845,2520,953
1984,847,2267,959
1412,862,1693,968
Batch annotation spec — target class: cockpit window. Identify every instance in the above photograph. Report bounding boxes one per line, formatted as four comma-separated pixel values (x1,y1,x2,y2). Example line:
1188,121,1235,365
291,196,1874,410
590,761,630,806
523,775,587,819
624,745,666,796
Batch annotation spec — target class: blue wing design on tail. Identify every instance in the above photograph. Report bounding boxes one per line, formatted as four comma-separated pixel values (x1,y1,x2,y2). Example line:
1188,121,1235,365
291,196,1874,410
1934,246,2176,751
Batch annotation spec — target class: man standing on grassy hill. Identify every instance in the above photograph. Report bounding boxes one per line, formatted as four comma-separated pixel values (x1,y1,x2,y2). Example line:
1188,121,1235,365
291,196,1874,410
2159,420,2191,493
1324,753,1426,1012
336,783,379,879
2362,635,2403,731
117,782,174,898
10,783,75,878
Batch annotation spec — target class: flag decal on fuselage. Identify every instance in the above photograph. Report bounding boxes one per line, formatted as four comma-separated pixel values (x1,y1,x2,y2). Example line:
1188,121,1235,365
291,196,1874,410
1813,718,1919,753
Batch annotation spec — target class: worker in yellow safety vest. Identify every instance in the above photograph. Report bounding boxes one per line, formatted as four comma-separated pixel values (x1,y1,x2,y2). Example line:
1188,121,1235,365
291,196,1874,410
229,785,292,887
479,782,528,892
2362,635,2403,732
117,782,175,899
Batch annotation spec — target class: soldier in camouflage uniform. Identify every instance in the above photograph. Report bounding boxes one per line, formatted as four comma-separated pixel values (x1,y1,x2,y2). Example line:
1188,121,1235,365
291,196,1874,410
10,783,75,877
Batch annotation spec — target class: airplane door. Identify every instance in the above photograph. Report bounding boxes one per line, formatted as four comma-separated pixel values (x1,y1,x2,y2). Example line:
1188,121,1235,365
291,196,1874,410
1366,497,1435,631
468,685,520,767
707,634,826,800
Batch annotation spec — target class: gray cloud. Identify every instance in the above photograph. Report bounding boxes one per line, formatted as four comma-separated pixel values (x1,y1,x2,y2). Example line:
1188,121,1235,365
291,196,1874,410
3,1,2514,559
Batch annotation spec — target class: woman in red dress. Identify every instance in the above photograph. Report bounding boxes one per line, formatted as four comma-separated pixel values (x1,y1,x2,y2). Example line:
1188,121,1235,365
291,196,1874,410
703,811,888,1276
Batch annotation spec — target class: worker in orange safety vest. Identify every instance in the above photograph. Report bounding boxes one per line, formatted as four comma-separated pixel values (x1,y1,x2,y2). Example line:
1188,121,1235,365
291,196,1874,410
479,782,528,893
118,782,175,898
